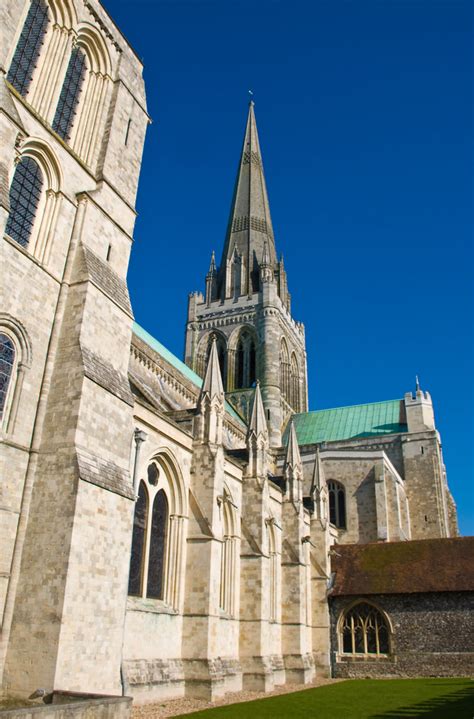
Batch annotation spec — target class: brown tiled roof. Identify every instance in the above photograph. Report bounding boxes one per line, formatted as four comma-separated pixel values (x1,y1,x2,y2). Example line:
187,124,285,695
330,537,474,596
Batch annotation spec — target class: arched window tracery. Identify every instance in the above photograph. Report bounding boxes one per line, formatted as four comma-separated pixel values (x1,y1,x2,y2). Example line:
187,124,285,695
52,46,87,141
328,480,346,529
128,454,186,610
5,157,43,249
340,602,390,656
7,0,49,97
233,330,256,390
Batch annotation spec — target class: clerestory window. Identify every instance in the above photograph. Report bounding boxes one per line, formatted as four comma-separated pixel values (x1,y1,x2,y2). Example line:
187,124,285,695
328,480,346,529
5,157,43,249
7,0,49,97
52,46,87,141
340,602,390,657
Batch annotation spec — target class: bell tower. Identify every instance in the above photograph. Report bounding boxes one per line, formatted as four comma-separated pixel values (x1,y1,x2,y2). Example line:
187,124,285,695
185,102,308,446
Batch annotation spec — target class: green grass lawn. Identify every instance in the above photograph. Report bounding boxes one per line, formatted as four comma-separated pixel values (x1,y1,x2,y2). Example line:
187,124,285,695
174,678,474,719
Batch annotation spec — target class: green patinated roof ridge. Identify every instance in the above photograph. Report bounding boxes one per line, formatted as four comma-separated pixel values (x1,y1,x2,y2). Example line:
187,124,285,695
132,322,246,427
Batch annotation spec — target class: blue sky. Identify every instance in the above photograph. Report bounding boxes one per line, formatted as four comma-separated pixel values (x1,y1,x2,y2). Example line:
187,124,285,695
103,0,473,535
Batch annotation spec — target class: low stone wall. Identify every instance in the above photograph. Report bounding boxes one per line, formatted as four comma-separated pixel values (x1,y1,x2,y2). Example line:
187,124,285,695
329,592,474,678
0,692,132,719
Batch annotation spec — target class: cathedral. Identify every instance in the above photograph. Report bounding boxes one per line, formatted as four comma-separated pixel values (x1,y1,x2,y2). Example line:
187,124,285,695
1,0,472,710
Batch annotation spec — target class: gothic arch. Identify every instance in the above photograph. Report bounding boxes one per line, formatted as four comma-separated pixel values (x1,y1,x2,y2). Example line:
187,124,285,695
0,314,32,433
337,600,393,656
219,485,239,616
290,351,300,411
196,331,227,385
48,0,77,29
228,325,257,390
75,23,111,76
280,337,290,403
129,447,187,609
6,138,62,263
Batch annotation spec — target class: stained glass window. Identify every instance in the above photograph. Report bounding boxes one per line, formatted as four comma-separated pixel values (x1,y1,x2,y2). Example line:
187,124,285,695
147,490,168,599
52,47,87,141
0,335,15,419
5,157,43,249
128,481,148,596
7,0,49,96
341,603,390,656
328,480,346,529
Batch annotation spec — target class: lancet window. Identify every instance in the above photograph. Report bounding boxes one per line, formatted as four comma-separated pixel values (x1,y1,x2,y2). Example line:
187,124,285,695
196,334,227,386
128,455,186,610
7,0,49,97
340,603,390,656
328,480,346,529
5,157,43,249
52,46,87,141
280,339,290,402
0,335,16,420
290,352,300,411
234,330,256,389
128,468,169,601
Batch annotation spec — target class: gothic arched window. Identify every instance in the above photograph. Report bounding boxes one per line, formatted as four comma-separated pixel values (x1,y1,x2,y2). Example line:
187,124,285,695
340,603,390,656
147,490,168,600
7,0,49,97
328,480,346,529
290,353,300,411
52,46,87,141
233,330,256,389
0,334,16,420
196,334,227,386
280,339,290,402
5,157,44,249
128,458,184,608
128,480,148,596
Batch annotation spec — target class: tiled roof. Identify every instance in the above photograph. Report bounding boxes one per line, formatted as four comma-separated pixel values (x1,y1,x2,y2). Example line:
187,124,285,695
132,322,246,427
291,399,407,445
330,537,474,596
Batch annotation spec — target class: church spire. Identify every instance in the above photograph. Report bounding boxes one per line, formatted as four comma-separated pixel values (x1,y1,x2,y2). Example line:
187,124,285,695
218,102,277,298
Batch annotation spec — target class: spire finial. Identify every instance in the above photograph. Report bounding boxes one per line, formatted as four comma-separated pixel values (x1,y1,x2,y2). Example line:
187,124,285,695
248,381,267,439
248,89,254,106
415,375,420,392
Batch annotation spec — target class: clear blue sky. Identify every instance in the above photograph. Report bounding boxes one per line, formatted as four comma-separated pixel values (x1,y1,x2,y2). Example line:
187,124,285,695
103,0,473,535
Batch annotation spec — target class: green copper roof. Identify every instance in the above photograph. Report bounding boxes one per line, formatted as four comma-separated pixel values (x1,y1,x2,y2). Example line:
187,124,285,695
132,322,245,427
291,399,407,445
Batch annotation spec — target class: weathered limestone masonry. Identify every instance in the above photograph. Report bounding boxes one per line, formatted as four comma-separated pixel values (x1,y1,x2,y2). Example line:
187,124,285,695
1,0,464,707
1,0,148,698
